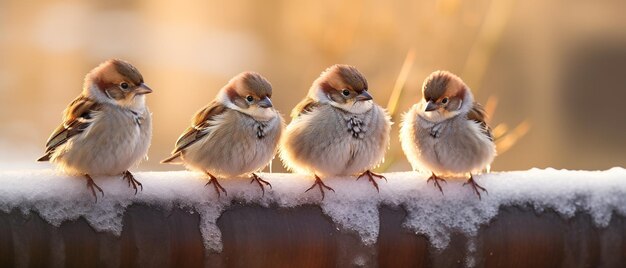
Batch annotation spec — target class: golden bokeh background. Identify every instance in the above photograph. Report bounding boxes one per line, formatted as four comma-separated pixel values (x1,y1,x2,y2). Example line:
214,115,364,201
1,0,624,172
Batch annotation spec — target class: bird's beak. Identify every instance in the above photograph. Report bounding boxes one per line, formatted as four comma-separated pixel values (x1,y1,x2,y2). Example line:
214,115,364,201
258,96,273,108
355,91,373,102
425,101,438,112
134,83,153,95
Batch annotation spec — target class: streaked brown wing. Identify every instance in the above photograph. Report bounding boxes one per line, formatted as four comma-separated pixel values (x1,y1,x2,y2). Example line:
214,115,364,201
291,97,320,118
38,95,101,161
466,102,493,141
169,101,227,155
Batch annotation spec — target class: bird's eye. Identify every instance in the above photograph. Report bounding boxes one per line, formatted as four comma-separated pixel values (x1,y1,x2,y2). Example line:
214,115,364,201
342,89,350,96
441,97,449,104
246,95,254,102
120,82,129,90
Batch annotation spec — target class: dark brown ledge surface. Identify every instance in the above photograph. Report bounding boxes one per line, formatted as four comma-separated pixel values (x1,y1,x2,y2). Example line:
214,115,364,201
1,204,625,268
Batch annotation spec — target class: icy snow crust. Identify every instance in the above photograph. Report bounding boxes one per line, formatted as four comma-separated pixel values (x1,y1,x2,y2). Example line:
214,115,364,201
1,168,625,251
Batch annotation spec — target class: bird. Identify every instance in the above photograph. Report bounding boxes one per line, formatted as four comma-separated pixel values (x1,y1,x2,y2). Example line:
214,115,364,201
38,59,153,201
161,72,284,197
280,64,391,199
399,70,496,199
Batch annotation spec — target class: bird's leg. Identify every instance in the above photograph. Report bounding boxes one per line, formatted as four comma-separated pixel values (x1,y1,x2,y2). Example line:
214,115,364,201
85,174,104,202
205,172,227,197
122,170,143,194
356,170,387,192
250,173,272,196
463,174,488,200
305,175,335,200
427,172,447,194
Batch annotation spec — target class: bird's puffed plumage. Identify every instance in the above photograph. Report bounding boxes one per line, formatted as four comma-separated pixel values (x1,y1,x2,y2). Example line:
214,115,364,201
162,72,284,180
400,103,494,175
400,70,496,177
38,59,153,199
281,103,390,177
280,65,391,178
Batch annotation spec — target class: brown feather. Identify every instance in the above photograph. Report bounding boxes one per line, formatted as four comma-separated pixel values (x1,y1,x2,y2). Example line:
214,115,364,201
166,101,228,157
223,72,273,110
110,59,144,85
320,65,368,92
422,70,469,101
92,59,144,96
422,71,452,101
291,97,320,119
335,65,368,91
160,152,182,164
239,72,272,97
38,95,101,161
37,153,51,162
467,102,493,141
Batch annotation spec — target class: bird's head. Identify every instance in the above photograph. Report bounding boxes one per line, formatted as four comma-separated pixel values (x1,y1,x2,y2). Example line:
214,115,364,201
421,70,473,121
310,64,373,114
219,72,276,121
84,59,152,108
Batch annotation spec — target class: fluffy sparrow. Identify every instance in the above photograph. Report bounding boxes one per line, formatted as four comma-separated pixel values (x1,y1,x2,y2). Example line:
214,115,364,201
38,59,153,201
400,70,496,199
161,72,284,196
280,64,391,199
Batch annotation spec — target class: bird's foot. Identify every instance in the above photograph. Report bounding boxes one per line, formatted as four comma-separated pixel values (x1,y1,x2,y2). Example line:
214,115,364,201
85,174,104,202
356,170,387,192
205,174,227,197
122,170,143,194
463,175,488,200
427,172,447,194
250,173,272,196
305,175,335,200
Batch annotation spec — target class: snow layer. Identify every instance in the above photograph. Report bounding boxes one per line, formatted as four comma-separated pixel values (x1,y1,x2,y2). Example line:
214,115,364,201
0,168,625,252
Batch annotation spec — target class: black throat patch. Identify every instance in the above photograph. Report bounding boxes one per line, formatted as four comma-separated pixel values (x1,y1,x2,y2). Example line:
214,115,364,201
346,116,366,139
255,121,268,139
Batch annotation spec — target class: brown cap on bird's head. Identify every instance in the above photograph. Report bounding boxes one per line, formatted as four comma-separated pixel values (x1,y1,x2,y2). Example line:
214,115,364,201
315,64,368,93
86,59,143,89
312,64,372,103
422,70,469,112
224,71,274,108
84,59,152,102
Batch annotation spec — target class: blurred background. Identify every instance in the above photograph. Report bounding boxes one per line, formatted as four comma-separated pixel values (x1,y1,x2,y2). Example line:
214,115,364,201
0,0,624,172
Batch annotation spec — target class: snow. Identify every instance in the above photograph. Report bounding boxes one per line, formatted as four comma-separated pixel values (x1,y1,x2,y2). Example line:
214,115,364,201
0,168,625,253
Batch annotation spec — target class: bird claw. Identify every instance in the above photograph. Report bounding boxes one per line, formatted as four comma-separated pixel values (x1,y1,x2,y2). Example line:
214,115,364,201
427,173,446,195
305,175,335,200
122,170,143,195
85,175,104,202
356,170,387,192
250,173,272,196
463,175,488,200
205,174,227,197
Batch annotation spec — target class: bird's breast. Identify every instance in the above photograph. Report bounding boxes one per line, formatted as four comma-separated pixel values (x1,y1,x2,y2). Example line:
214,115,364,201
220,111,281,143
128,109,145,127
255,121,269,139
345,115,367,139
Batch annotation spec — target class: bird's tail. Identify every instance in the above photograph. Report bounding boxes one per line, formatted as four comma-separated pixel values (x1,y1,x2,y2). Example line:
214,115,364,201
161,152,182,164
37,153,51,162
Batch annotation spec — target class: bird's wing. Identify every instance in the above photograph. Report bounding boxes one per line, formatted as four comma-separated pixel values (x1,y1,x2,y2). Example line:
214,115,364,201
168,101,228,156
466,102,493,141
291,97,320,118
38,95,102,161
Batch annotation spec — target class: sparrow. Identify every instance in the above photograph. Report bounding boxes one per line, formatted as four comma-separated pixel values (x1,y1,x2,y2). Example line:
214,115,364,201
38,59,153,201
161,72,284,197
399,70,496,199
280,64,391,199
